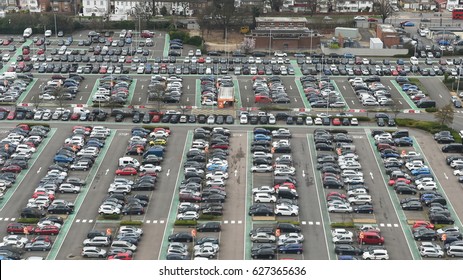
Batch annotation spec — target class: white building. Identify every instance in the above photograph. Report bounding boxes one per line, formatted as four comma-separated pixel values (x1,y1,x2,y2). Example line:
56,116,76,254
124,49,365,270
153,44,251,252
335,0,374,12
82,0,111,16
18,0,40,12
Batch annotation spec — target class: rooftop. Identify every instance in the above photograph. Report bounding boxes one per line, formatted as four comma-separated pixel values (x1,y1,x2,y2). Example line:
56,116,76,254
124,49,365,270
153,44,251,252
256,17,308,23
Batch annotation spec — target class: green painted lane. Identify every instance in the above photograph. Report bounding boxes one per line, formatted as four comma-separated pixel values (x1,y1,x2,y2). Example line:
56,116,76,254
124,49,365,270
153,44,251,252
411,137,463,229
365,129,421,260
86,80,100,106
290,60,302,77
16,78,38,105
163,34,170,58
390,80,420,111
195,79,202,109
244,131,253,260
294,77,312,110
46,129,116,260
306,134,336,260
331,80,350,111
158,130,193,260
126,79,138,104
233,78,242,109
0,128,57,211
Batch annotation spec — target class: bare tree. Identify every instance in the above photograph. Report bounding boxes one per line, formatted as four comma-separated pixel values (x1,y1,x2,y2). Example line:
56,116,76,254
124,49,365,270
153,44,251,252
240,37,256,54
373,0,394,23
148,83,166,111
52,86,67,109
265,0,284,12
435,102,454,127
211,0,239,39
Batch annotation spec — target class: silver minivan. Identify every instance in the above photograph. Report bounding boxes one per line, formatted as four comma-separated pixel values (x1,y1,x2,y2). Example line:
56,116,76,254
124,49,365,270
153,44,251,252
110,240,137,252
447,245,463,258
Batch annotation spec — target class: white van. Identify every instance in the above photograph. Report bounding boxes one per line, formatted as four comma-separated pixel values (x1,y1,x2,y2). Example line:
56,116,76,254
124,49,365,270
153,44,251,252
118,157,140,168
23,28,32,38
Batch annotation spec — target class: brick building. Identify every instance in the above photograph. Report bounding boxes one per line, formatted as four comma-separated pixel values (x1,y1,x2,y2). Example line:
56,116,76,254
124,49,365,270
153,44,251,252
376,24,400,48
249,17,320,51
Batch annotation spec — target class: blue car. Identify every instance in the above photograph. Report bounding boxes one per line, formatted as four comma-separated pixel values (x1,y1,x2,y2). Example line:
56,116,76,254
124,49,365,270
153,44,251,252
411,167,431,176
254,128,271,135
254,134,271,141
207,164,228,172
278,243,303,254
420,193,441,203
381,151,400,158
401,21,415,27
54,154,74,163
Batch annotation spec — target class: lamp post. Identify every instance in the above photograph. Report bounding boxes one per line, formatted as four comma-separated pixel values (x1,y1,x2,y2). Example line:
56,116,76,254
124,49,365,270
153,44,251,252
54,13,58,39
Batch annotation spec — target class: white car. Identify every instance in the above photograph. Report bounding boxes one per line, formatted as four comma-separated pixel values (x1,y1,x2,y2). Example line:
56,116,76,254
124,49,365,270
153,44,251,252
362,249,389,260
347,188,368,197
417,182,437,191
331,229,353,238
205,171,228,180
139,164,162,173
15,144,36,153
314,117,323,125
1,235,28,248
344,176,364,184
205,178,225,187
194,242,219,252
251,165,273,173
339,162,362,170
275,204,298,216
119,226,143,236
348,195,372,205
328,204,353,213
202,99,217,106
453,169,463,176
37,220,62,229
58,183,80,194
278,233,304,244
332,235,353,244
420,247,444,258
150,130,169,138
268,114,276,124
98,205,121,215
250,232,276,243
194,245,217,258
274,51,287,57
252,185,275,195
419,242,441,251
254,193,277,203
354,16,366,21
341,170,363,178
177,211,199,220
107,184,131,195
410,56,419,65
39,93,56,100
252,152,273,160
274,167,296,176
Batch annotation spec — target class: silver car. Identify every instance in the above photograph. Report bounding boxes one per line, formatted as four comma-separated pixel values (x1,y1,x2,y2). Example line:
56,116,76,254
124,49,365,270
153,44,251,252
81,246,107,258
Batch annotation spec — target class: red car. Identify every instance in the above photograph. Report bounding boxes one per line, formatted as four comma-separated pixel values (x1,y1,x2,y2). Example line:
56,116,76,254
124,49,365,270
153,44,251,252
413,220,434,229
154,127,171,135
211,143,229,149
70,113,80,120
274,182,296,190
3,39,10,45
151,115,161,123
179,193,202,202
6,110,16,120
22,47,30,55
108,252,133,260
388,178,411,186
7,223,34,234
125,56,132,63
115,167,138,176
332,118,341,126
368,18,378,22
30,235,53,243
326,192,347,199
17,124,31,131
1,165,22,173
197,57,205,63
37,48,45,55
32,191,55,201
32,225,60,235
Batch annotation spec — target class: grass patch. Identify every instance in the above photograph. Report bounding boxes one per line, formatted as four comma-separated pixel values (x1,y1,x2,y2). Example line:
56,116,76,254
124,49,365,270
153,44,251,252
98,214,121,220
278,220,301,225
198,215,222,220
395,118,462,142
120,220,143,226
174,220,197,226
17,218,40,224
331,222,355,228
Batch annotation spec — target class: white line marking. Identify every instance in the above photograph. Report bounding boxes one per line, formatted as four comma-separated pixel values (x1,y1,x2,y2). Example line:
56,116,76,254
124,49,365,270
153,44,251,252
394,224,399,227
370,172,374,180
166,169,170,176
160,220,165,224
224,220,229,224
302,170,305,177
309,221,313,225
399,100,403,104
37,167,42,174
231,220,235,224
153,220,158,224
89,220,93,223
4,218,9,221
238,220,242,224
82,219,87,223
387,223,392,227
76,219,80,223
444,173,448,180
380,223,385,227
301,221,307,225
315,222,320,225
10,218,15,221
146,220,151,224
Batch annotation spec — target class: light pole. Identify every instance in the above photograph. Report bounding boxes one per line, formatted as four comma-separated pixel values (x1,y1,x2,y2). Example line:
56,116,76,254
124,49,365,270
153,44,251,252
54,13,58,39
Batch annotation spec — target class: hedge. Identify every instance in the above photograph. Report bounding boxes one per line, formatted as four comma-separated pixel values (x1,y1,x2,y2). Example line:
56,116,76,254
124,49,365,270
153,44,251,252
98,214,121,220
174,220,197,226
17,123,51,128
141,125,170,130
198,215,221,220
258,105,292,111
395,118,462,142
17,218,40,224
120,220,143,226
331,222,355,228
277,220,301,225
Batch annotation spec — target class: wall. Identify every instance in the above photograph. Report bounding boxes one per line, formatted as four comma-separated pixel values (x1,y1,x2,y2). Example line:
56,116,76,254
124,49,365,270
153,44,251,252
321,45,408,56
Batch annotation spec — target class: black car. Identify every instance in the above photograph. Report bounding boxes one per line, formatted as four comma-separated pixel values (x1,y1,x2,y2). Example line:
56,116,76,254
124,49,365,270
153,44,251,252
354,204,374,214
401,201,423,211
396,185,417,195
249,206,274,216
47,204,73,214
196,222,221,232
168,232,193,242
429,213,455,224
334,244,363,255
121,204,144,215
21,207,46,218
39,216,64,225
251,248,276,259
196,237,219,245
413,229,438,241
316,143,334,151
276,223,301,233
